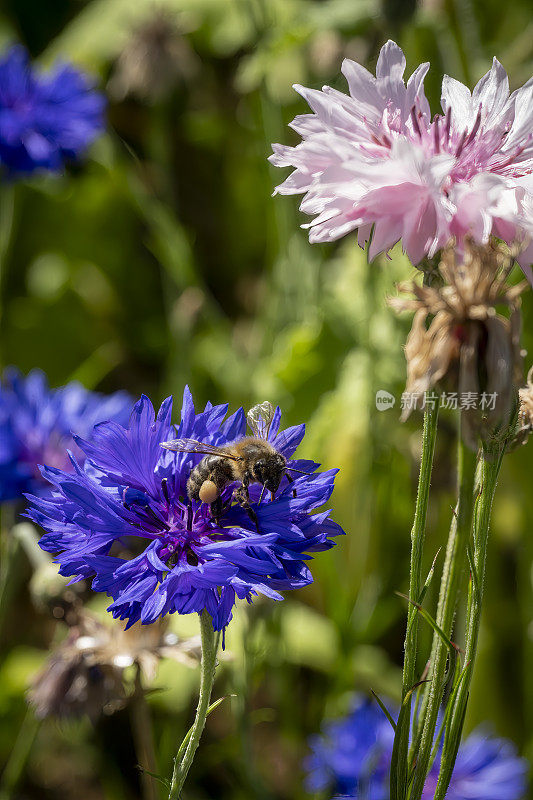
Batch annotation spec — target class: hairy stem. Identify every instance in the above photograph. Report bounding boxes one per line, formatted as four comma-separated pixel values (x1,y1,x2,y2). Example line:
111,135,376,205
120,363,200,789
409,424,477,800
391,399,439,800
168,609,217,800
432,444,504,799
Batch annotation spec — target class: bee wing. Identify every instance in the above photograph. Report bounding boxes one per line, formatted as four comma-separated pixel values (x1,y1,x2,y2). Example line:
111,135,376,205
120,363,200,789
160,438,240,460
247,401,275,439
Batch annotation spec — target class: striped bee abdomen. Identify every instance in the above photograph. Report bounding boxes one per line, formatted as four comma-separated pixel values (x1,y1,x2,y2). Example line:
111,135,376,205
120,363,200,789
186,454,235,502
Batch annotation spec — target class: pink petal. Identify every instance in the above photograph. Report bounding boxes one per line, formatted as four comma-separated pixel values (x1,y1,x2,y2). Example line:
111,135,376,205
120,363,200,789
341,57,381,120
376,40,406,80
472,58,510,125
441,75,473,128
369,217,402,260
406,62,431,120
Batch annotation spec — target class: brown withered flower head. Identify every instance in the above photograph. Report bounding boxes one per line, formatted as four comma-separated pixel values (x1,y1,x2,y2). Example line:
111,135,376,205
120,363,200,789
108,10,198,103
510,366,533,448
28,611,200,722
390,240,527,447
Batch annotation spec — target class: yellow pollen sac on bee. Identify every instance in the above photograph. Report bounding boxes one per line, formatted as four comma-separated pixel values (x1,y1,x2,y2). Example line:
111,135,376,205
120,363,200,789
199,480,219,504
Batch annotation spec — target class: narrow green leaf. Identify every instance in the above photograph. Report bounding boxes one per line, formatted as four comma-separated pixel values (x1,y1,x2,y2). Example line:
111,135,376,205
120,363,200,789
176,694,236,763
206,694,236,715
428,661,471,778
396,593,462,659
390,701,410,800
434,693,469,800
370,690,397,732
136,767,171,791
390,679,430,800
406,549,441,639
465,537,479,603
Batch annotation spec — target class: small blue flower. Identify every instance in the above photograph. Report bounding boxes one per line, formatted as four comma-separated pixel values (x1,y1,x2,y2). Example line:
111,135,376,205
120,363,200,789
0,368,132,503
428,730,529,800
304,697,393,799
303,695,528,800
0,45,105,176
26,389,344,631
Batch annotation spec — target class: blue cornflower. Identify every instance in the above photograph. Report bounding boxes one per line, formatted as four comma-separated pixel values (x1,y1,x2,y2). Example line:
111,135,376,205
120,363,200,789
26,390,344,631
0,368,132,503
0,45,105,176
422,730,529,800
304,697,393,799
304,695,528,800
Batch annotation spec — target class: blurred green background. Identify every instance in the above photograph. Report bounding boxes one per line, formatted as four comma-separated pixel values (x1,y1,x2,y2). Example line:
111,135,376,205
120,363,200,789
1,0,533,798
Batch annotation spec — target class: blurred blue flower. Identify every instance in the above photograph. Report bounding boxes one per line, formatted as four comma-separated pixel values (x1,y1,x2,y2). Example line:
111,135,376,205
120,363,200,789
304,695,528,800
423,730,529,800
0,45,105,176
304,697,393,799
26,390,343,631
0,368,131,503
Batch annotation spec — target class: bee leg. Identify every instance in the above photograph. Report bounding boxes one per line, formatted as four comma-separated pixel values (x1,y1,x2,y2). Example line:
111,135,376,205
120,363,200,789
286,472,297,499
234,479,261,533
233,477,251,508
210,496,223,524
244,503,261,534
210,491,234,524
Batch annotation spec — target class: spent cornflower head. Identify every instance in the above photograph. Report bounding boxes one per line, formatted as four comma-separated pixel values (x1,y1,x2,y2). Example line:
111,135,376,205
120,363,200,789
390,240,526,445
270,40,533,278
28,610,200,721
107,11,198,103
0,44,105,176
0,368,132,503
511,366,533,447
304,696,528,800
26,390,343,632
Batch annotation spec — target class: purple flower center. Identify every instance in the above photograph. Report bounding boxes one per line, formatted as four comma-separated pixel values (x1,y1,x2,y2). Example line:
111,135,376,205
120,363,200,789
121,480,237,568
372,98,530,183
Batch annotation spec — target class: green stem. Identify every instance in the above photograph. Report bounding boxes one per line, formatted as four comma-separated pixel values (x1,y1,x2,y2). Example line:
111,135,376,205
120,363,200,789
0,506,20,639
0,184,15,368
403,401,440,693
391,399,439,800
0,708,41,800
432,445,504,799
409,422,477,800
168,609,218,800
235,612,272,800
131,666,160,800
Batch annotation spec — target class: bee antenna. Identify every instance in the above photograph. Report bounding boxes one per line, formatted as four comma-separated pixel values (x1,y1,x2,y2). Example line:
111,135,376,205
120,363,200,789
285,467,311,475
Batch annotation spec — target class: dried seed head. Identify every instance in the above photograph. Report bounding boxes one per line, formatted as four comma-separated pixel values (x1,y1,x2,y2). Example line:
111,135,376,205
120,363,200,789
508,367,533,449
107,11,198,103
28,611,201,721
390,239,527,447
28,622,126,722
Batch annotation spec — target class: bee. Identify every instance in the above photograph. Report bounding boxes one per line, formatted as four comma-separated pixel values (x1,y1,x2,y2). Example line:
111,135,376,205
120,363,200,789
161,401,307,530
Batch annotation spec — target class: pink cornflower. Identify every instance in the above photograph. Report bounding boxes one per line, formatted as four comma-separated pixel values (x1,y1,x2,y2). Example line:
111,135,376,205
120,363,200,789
270,40,533,279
